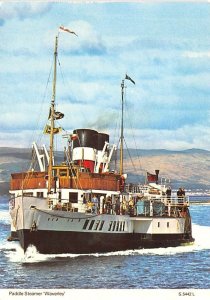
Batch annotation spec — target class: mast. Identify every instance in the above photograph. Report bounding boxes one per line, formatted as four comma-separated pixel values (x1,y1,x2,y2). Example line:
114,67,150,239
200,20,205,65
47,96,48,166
48,35,58,194
120,79,125,175
120,74,135,176
45,26,76,194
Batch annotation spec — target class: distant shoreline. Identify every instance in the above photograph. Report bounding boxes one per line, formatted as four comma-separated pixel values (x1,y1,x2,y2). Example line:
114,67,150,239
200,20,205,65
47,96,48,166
0,182,9,196
1,179,210,200
1,147,210,190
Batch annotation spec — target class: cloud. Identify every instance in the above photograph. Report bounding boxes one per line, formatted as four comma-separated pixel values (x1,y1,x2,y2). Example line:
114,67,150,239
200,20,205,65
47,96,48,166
1,120,210,152
57,20,107,56
0,103,48,131
183,51,210,58
0,129,47,148
0,2,53,25
1,2,210,151
119,123,210,151
133,38,185,51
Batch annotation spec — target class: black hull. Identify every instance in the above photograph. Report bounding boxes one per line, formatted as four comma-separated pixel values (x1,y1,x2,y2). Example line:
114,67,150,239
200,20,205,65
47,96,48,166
17,229,194,254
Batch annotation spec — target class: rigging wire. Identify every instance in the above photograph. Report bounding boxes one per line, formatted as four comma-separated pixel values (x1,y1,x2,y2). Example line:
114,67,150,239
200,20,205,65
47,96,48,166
56,58,91,190
123,137,141,175
112,102,121,172
124,95,143,169
57,57,88,126
20,59,54,188
123,84,145,181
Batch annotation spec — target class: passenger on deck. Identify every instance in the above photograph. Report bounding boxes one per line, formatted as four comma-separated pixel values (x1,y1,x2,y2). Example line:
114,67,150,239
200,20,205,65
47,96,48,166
111,197,116,214
106,196,112,214
121,197,127,215
177,188,181,197
166,186,172,200
128,197,134,216
177,187,185,203
91,195,99,214
82,194,87,204
115,197,121,215
56,200,62,210
136,198,144,216
86,200,93,213
181,188,185,197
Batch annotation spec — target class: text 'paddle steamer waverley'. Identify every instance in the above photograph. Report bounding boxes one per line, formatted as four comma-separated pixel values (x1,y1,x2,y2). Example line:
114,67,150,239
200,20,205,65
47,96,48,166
8,27,194,254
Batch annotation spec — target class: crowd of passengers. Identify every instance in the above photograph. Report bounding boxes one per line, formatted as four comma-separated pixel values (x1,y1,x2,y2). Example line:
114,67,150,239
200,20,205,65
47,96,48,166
84,187,187,216
84,194,136,216
54,187,186,215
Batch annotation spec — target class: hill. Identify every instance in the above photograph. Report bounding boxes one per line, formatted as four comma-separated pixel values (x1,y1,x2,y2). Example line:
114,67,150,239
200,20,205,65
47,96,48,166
1,147,210,195
122,148,210,190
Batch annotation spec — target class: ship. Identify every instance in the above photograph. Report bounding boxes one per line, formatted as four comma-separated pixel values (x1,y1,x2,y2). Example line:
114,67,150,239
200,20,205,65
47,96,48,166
8,28,194,254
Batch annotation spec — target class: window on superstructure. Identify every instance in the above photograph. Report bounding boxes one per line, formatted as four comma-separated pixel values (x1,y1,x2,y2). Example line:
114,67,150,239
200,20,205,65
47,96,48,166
58,192,61,200
59,169,67,177
23,192,33,197
167,222,170,228
158,222,160,228
69,192,78,203
37,192,43,198
52,169,57,177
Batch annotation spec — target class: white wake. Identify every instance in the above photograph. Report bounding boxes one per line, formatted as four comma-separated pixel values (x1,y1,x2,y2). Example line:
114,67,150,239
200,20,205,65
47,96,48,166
0,209,11,225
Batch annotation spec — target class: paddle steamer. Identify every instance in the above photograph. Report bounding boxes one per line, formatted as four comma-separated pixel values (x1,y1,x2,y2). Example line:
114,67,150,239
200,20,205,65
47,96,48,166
8,28,194,254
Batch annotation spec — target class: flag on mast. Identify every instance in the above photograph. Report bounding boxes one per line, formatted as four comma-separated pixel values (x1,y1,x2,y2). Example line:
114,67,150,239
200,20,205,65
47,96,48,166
125,74,135,85
48,108,64,120
59,25,78,36
147,172,157,183
43,125,63,135
70,133,78,141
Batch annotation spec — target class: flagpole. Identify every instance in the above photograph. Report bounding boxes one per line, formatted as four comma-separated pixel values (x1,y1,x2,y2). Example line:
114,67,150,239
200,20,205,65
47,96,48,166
120,74,135,176
120,79,124,176
48,34,58,194
47,27,76,194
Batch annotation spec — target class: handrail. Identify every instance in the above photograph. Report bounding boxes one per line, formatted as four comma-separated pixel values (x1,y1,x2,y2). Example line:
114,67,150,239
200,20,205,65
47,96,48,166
163,196,190,206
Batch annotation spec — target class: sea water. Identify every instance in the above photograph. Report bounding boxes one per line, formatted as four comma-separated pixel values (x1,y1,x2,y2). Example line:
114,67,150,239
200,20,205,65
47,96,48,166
0,195,210,289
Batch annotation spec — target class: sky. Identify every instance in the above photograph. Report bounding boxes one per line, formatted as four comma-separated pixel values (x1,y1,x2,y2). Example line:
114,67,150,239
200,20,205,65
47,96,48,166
1,1,210,151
